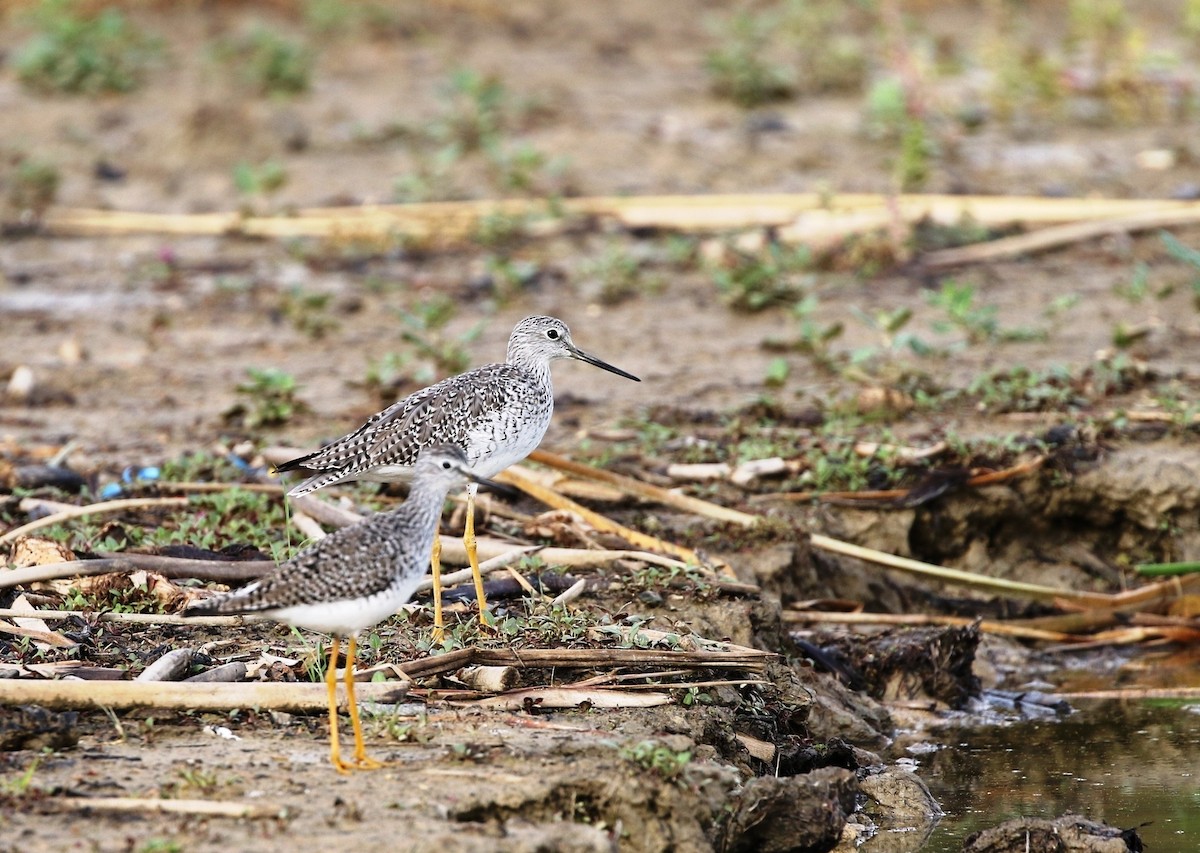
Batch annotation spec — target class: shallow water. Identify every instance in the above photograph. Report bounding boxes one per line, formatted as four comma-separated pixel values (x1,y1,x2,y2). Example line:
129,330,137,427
909,701,1200,852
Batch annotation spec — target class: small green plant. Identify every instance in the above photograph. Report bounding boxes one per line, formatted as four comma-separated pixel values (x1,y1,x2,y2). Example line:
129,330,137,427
705,11,794,108
1114,263,1150,303
304,0,356,36
485,141,554,194
710,243,813,312
761,294,847,376
982,16,1064,125
219,27,314,96
863,77,910,140
0,756,40,796
929,280,1046,344
393,145,464,203
5,158,61,219
473,210,528,249
927,280,998,344
173,766,221,793
301,636,328,683
620,740,692,781
230,367,305,428
233,161,288,197
798,440,885,492
764,357,790,388
280,287,337,339
1161,231,1200,308
1188,0,1200,38
396,296,484,383
777,0,867,94
434,69,513,152
1044,292,1082,318
790,294,846,365
394,68,559,202
966,366,1079,413
845,305,937,367
15,0,162,94
138,840,184,853
895,118,934,191
484,255,541,303
581,244,650,306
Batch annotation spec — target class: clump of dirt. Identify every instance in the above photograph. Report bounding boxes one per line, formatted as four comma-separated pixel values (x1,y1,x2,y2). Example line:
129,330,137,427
963,813,1144,853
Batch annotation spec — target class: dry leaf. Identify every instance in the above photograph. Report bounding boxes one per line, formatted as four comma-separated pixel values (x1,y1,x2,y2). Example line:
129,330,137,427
55,570,189,611
522,510,603,548
10,537,75,568
855,386,914,416
1167,595,1200,618
470,687,671,709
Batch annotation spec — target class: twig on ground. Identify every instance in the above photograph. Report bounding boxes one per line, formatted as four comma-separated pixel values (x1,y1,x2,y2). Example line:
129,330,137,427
0,619,77,647
0,679,408,711
921,205,1200,269
0,556,273,590
45,194,1200,244
398,642,772,681
528,448,759,527
45,797,286,819
290,510,326,542
758,456,1045,504
1054,687,1200,700
464,687,670,709
497,465,730,576
0,607,244,627
0,498,190,547
808,533,1112,605
782,609,1077,642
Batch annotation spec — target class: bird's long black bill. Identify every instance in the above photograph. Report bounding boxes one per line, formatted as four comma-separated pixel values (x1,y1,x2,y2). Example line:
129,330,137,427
464,470,508,493
569,347,641,382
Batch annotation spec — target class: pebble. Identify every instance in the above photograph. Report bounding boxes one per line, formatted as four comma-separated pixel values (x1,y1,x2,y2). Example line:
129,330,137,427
7,366,34,400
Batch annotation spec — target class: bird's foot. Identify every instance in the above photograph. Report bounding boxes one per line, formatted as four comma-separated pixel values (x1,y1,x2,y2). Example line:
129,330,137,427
352,753,385,771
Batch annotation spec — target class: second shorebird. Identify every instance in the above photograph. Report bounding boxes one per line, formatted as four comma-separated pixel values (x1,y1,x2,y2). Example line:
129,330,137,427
184,445,488,773
275,315,640,639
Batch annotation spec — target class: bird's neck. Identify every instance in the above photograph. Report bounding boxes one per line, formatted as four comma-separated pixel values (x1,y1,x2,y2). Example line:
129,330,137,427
506,347,554,387
388,484,449,556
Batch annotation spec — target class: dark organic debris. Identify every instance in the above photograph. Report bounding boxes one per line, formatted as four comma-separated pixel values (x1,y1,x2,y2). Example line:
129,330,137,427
962,813,1144,853
0,704,78,752
437,572,578,604
809,625,981,709
718,766,857,853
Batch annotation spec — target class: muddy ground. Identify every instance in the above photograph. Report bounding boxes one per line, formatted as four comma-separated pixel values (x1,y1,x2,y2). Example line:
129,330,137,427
2,2,1200,852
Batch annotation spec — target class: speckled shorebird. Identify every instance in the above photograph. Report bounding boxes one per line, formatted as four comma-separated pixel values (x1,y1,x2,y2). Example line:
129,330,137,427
184,445,487,773
274,315,640,639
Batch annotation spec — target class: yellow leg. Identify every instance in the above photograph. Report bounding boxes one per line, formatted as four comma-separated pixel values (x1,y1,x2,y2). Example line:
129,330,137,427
344,637,383,770
430,533,445,645
464,484,492,627
325,637,352,774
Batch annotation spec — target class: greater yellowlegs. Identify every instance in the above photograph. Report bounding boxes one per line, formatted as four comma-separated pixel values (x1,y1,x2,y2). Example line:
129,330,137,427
184,445,487,773
275,315,640,639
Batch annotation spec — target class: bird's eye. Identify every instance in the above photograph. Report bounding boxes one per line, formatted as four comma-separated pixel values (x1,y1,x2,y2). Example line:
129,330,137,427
441,461,452,469
546,328,560,340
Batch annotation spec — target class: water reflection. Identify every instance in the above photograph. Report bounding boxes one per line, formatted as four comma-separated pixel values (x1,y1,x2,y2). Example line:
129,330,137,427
906,702,1200,852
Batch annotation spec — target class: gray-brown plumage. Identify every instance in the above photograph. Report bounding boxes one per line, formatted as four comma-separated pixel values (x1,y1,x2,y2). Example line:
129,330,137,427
275,315,640,495
182,445,486,774
273,315,640,634
185,444,480,636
